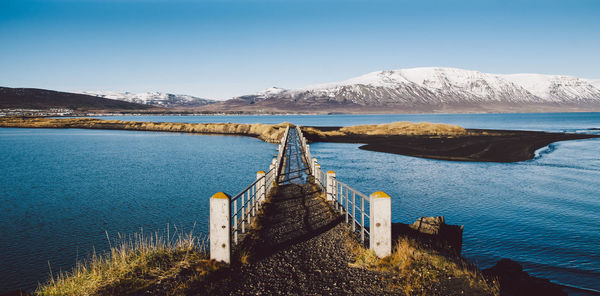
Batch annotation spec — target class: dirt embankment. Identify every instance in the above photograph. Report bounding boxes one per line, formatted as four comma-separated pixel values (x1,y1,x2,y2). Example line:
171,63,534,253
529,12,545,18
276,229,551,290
0,117,290,143
301,123,599,162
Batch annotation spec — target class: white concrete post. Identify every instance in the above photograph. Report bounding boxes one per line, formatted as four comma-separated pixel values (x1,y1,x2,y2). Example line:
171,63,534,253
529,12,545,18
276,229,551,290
269,163,276,190
256,171,266,204
369,191,392,258
326,171,336,201
210,192,231,263
315,164,321,185
272,158,278,175
312,158,318,175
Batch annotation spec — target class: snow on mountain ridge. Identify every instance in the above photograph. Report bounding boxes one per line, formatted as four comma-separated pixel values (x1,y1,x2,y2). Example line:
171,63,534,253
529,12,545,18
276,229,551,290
82,91,216,107
587,79,600,89
252,67,600,105
256,87,286,96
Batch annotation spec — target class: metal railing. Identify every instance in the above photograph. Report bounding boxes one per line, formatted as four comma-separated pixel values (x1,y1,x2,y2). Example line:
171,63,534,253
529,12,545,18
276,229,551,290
333,180,371,243
211,125,391,263
229,166,276,245
275,125,290,176
229,125,290,245
295,126,312,173
210,124,292,264
295,125,372,244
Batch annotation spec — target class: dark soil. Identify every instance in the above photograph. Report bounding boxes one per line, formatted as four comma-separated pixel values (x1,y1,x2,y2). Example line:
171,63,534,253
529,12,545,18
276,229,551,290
302,127,599,162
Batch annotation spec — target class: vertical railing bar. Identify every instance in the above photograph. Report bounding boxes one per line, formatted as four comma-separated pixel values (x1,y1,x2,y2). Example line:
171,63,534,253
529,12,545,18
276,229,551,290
251,185,256,217
338,182,341,210
345,187,349,224
361,195,365,243
337,182,340,209
233,199,238,244
244,191,248,226
248,190,251,215
352,191,356,232
242,192,246,234
340,185,344,213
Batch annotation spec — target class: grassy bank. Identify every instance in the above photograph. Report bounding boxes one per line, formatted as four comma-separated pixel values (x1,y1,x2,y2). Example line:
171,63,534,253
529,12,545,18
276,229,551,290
0,117,290,143
349,236,499,296
303,121,468,137
36,230,221,296
34,195,498,296
0,117,473,145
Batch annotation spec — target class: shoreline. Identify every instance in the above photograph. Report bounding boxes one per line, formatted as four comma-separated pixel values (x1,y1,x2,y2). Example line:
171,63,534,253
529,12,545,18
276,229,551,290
0,117,290,143
1,116,598,163
301,126,599,162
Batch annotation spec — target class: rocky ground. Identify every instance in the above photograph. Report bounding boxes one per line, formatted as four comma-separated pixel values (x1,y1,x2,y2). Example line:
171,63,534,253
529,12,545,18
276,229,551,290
189,181,401,295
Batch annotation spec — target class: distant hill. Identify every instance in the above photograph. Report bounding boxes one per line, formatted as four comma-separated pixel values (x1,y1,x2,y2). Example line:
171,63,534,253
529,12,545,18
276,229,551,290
201,67,600,113
81,91,217,107
0,87,154,111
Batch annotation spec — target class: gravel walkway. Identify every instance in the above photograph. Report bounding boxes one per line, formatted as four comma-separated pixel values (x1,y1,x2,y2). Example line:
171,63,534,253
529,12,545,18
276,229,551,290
187,128,401,295
192,181,400,295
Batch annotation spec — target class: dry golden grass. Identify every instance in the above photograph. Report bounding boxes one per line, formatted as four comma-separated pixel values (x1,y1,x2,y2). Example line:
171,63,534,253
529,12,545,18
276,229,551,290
341,121,466,136
349,237,499,296
303,121,467,138
35,228,219,296
239,251,250,265
0,117,293,143
0,117,469,142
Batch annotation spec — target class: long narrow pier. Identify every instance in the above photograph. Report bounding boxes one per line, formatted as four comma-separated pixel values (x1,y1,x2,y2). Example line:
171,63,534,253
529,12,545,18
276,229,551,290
205,125,395,294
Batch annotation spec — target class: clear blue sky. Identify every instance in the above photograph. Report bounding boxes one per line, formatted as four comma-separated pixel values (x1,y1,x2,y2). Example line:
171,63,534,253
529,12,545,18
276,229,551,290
1,0,599,99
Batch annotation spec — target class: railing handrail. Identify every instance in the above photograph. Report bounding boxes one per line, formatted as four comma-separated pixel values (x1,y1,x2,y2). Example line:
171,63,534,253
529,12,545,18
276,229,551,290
210,124,391,264
294,125,375,245
230,167,274,202
336,180,370,203
227,125,292,249
275,125,290,175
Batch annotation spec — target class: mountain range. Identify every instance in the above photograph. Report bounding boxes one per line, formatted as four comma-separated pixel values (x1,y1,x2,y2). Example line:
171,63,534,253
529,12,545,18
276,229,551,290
201,67,600,113
3,67,600,114
0,87,152,111
81,91,215,108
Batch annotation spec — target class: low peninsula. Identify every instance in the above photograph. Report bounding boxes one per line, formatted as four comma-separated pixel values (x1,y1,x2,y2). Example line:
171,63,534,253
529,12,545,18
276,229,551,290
300,122,599,162
1,117,597,162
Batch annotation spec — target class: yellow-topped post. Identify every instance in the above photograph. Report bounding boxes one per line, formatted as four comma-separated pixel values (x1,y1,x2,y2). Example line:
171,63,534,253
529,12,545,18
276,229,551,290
210,192,231,263
369,191,392,257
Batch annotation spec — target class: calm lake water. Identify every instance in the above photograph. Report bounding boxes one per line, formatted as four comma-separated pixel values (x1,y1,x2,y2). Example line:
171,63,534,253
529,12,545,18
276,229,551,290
1,113,599,293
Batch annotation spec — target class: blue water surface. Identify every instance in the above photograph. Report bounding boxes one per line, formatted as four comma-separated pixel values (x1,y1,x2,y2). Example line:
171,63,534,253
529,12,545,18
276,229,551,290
1,112,599,293
0,129,275,292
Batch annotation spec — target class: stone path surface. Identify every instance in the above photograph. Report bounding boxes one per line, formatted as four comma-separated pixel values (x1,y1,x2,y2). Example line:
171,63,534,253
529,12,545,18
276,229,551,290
191,127,400,295
194,181,398,295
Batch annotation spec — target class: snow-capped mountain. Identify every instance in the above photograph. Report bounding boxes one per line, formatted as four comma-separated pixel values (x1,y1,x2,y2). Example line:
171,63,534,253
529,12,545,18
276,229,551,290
82,91,216,107
223,67,600,113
